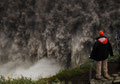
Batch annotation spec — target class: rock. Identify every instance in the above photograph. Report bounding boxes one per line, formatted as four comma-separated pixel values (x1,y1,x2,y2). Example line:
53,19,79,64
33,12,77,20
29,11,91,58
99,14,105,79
112,74,119,77
115,77,120,80
0,0,119,67
113,79,120,83
90,79,113,84
90,73,120,84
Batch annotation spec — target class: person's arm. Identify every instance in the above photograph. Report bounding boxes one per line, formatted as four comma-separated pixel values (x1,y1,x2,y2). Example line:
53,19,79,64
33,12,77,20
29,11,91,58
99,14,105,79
90,41,98,59
108,41,114,56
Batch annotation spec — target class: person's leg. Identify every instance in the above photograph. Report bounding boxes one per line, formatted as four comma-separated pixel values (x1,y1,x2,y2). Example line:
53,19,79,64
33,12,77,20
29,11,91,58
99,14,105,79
96,61,102,79
103,59,113,79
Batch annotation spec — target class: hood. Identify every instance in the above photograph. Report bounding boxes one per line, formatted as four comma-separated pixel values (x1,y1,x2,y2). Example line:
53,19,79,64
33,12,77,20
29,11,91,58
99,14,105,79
98,37,108,44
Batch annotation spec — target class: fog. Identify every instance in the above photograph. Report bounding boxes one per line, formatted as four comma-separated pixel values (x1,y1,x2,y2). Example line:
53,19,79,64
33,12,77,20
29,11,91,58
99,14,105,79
0,58,62,80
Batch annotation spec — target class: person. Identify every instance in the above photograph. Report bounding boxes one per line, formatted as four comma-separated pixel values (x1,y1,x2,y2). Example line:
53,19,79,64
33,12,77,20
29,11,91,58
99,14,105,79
90,30,114,80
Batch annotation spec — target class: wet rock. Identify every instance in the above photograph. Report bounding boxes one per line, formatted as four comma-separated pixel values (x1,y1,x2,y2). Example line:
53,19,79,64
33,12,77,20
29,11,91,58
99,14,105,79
113,79,120,83
90,73,120,84
112,74,119,77
0,0,119,67
90,79,113,84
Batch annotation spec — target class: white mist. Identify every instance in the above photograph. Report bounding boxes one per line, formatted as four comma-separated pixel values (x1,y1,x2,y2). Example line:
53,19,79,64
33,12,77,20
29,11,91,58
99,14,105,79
0,58,62,80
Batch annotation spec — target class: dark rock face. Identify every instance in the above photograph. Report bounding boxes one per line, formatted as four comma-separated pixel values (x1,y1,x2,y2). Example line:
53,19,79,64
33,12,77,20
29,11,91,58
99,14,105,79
0,0,119,67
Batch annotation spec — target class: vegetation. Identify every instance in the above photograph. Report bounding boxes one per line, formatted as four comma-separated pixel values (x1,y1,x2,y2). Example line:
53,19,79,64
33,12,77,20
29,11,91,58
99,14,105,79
0,59,96,84
0,54,119,84
108,53,120,62
0,54,120,84
51,59,95,80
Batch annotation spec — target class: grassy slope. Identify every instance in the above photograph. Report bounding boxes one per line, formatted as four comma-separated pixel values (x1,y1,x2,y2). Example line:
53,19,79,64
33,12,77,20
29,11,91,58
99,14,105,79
0,59,96,84
0,54,119,84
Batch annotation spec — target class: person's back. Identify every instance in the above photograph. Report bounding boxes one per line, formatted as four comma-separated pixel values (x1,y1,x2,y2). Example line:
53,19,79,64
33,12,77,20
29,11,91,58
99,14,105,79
90,35,113,61
90,30,114,80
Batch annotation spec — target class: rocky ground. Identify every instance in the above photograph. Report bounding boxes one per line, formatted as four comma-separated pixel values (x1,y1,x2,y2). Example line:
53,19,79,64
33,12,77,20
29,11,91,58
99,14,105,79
90,73,120,84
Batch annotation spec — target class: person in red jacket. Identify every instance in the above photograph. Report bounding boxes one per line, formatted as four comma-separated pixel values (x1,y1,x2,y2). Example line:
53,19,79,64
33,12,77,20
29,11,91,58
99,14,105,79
90,30,114,80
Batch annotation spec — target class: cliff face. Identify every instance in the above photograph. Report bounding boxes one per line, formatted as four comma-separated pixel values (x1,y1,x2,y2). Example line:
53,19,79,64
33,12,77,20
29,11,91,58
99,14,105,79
0,0,119,67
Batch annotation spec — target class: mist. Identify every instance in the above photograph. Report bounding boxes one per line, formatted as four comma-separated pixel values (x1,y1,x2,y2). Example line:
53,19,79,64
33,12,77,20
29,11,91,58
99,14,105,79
0,58,62,80
0,0,119,80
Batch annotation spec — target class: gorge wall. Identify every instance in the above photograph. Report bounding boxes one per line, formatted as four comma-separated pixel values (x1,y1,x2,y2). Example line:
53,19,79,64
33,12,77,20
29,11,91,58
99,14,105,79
0,0,119,68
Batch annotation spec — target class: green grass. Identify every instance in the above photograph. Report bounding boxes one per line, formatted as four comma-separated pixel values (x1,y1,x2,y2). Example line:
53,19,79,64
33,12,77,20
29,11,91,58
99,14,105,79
0,53,119,84
0,76,36,84
50,59,95,80
1,53,120,84
108,53,120,62
0,59,96,84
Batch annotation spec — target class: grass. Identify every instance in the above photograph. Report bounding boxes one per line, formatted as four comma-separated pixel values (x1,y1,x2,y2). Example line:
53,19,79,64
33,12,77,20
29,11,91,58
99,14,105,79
0,76,36,84
0,53,119,84
2,53,120,84
51,59,95,80
108,53,120,62
0,59,96,84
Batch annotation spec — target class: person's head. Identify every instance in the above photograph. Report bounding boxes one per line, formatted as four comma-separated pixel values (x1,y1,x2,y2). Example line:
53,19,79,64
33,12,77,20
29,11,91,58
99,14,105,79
99,30,104,36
